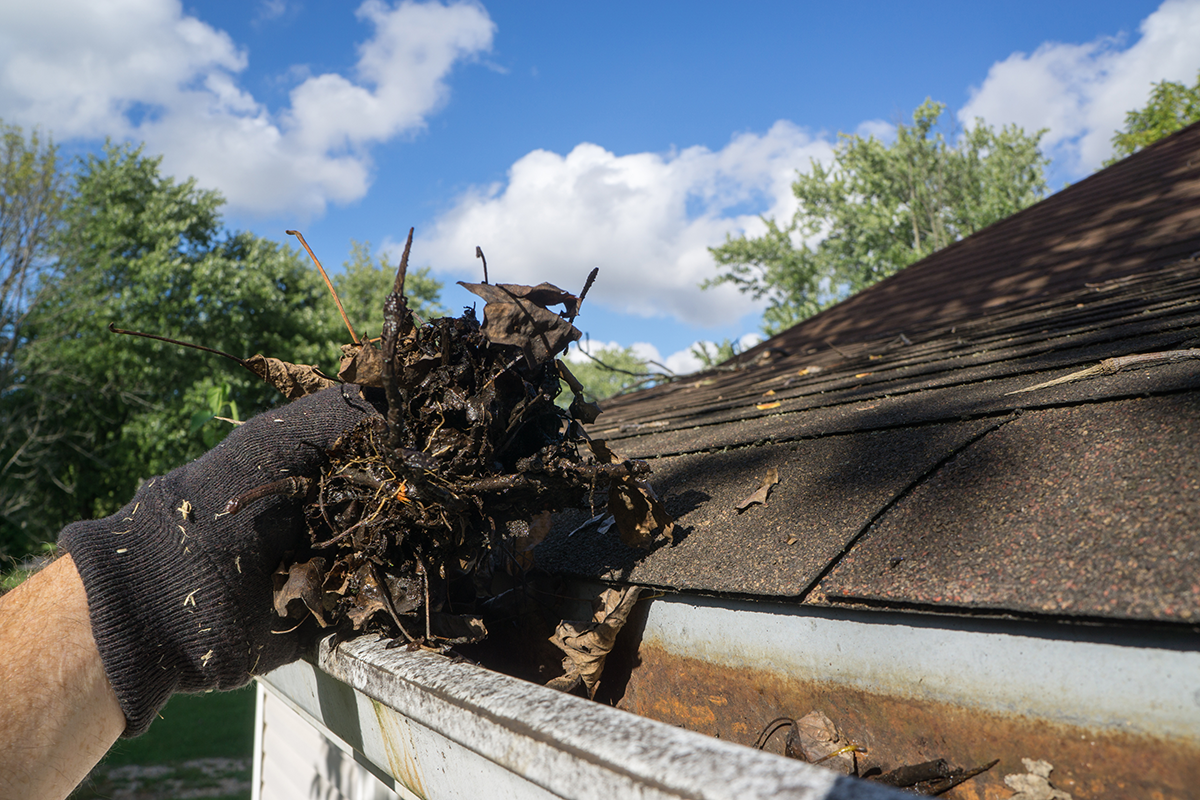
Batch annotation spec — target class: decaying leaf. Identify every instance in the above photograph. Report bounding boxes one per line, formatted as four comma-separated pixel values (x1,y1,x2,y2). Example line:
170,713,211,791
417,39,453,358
557,359,603,423
609,479,675,548
338,341,385,387
583,438,674,548
736,467,779,512
273,557,329,626
244,354,338,399
428,613,487,644
785,711,857,775
242,241,672,653
548,586,642,698
459,281,583,367
876,757,1000,795
1003,759,1073,800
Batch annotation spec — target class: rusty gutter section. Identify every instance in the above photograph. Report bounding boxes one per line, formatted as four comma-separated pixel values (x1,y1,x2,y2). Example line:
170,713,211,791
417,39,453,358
259,634,911,800
604,592,1200,799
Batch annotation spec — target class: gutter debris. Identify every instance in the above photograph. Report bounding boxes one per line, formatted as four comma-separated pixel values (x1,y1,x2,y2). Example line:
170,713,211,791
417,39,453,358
1003,759,1073,800
112,228,674,698
755,710,998,795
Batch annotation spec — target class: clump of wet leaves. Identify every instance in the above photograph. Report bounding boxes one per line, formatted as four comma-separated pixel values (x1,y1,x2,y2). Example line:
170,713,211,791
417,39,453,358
261,231,673,656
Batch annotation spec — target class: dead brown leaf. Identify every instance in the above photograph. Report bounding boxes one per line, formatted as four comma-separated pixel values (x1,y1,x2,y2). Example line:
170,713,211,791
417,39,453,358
459,281,582,367
547,586,642,698
428,613,487,644
609,479,675,548
787,710,856,775
272,557,329,626
736,467,779,512
338,341,385,387
343,562,388,630
244,354,338,399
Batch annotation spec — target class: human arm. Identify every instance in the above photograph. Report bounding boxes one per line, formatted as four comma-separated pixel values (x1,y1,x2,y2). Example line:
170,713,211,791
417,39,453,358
0,554,124,799
0,384,376,799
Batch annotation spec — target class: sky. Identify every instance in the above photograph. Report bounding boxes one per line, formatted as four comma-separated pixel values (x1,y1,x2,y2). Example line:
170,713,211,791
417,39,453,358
2,0,1199,374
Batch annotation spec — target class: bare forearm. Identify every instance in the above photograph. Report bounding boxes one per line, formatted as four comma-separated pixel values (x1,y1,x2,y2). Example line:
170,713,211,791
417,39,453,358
0,554,124,799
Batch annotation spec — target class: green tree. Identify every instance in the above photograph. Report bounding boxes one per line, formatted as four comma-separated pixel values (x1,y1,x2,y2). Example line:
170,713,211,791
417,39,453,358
0,121,66,547
562,345,664,402
1105,71,1200,166
708,99,1048,334
691,338,740,369
333,239,445,340
1,143,346,552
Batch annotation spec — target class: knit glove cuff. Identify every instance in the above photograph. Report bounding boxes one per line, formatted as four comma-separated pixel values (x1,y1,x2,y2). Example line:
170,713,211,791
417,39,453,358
60,384,375,736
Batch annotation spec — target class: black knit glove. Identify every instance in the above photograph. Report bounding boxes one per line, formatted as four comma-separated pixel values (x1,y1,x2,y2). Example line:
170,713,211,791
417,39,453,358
60,384,378,737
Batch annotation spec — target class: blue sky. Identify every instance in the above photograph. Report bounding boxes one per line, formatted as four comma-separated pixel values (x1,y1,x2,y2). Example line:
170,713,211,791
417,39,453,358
2,0,1198,372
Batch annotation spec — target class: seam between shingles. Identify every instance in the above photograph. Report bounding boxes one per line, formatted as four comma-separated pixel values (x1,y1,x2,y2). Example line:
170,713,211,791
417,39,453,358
795,412,1022,603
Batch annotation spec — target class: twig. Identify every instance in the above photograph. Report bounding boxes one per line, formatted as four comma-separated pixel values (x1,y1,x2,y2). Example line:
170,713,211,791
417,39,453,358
753,717,794,750
1007,349,1200,395
287,230,357,344
574,339,671,380
826,339,853,358
476,246,488,284
394,227,414,296
569,267,599,323
108,324,246,365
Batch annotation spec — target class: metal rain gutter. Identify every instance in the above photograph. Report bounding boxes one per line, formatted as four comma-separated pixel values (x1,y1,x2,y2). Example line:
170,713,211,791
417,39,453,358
610,592,1200,798
257,589,1200,798
258,634,909,800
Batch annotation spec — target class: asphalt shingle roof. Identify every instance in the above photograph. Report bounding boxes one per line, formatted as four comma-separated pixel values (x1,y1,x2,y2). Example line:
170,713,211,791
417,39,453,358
536,121,1200,626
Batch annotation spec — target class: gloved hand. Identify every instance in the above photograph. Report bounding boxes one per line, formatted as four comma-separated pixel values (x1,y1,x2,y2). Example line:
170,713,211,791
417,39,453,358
59,384,378,736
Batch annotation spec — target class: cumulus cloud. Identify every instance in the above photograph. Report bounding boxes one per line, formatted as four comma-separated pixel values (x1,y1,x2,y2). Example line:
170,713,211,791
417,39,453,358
0,0,494,216
567,332,763,377
419,122,833,328
959,0,1200,175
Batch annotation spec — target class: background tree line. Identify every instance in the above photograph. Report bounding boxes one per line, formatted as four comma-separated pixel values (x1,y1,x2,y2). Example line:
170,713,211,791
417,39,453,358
3,76,1196,562
0,133,441,560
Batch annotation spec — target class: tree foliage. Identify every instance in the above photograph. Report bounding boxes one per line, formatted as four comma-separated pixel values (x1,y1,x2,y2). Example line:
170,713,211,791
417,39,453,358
1105,71,1200,166
708,100,1048,334
0,121,66,542
563,345,662,403
690,338,741,369
334,239,444,340
0,143,357,554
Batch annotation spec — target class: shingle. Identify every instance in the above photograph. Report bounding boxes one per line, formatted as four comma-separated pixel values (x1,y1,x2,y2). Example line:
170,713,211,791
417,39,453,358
536,122,1200,625
536,420,999,596
819,395,1200,622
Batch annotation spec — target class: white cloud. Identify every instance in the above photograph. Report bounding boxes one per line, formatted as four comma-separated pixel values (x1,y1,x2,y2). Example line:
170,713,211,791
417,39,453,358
959,0,1200,175
566,333,763,378
419,122,833,327
0,0,494,216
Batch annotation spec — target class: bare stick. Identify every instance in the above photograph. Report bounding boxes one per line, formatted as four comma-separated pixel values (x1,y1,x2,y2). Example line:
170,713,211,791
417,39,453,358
382,229,415,453
109,323,245,365
288,229,358,343
476,246,488,284
1007,349,1200,395
394,227,414,296
568,267,598,323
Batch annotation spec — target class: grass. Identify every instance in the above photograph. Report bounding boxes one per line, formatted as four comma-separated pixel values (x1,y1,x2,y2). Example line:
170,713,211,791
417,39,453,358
103,684,257,765
71,685,257,799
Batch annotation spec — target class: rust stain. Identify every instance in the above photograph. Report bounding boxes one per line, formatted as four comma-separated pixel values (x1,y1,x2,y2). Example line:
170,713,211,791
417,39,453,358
611,643,1199,800
371,698,429,800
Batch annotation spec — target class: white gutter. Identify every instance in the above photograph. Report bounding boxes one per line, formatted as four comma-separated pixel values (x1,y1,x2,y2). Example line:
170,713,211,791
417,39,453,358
259,634,909,800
